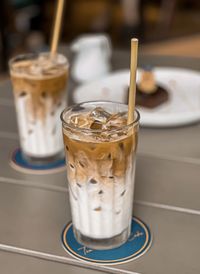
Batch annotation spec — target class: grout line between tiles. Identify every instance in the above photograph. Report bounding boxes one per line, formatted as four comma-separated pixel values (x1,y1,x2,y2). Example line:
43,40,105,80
0,244,141,274
138,152,200,165
0,177,68,194
135,200,200,216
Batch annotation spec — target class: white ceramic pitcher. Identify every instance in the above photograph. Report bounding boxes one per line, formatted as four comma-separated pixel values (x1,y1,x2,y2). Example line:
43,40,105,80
71,34,111,83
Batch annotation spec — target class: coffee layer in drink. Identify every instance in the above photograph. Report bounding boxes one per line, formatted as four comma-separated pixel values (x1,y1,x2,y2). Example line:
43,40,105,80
63,107,137,239
10,53,68,157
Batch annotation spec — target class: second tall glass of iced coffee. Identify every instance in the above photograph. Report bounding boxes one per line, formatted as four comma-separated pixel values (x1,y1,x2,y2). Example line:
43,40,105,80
61,101,140,249
9,52,69,163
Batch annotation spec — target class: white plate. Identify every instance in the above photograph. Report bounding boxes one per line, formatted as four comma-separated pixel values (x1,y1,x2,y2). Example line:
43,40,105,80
74,68,200,127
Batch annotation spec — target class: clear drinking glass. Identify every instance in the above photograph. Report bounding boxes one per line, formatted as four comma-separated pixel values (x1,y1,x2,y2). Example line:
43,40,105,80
9,52,69,164
61,101,140,249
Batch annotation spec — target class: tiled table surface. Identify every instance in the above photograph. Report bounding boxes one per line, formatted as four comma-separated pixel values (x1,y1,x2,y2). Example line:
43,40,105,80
0,52,200,274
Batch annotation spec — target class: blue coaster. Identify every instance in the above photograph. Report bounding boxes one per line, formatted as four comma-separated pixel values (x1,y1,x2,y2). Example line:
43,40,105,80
61,217,152,265
10,148,66,175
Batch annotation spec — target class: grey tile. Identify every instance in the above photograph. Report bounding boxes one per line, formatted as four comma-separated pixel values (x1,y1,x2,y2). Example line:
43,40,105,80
135,155,200,211
0,105,17,134
117,204,200,274
0,181,199,274
0,137,67,189
0,181,71,252
138,126,200,162
0,80,13,102
0,251,111,274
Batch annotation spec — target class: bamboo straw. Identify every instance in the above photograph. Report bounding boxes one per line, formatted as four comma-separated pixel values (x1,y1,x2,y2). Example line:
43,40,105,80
51,0,65,55
127,38,138,125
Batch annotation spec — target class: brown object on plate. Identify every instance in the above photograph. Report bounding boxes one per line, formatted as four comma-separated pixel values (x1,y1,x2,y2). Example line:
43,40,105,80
125,67,169,108
136,85,169,108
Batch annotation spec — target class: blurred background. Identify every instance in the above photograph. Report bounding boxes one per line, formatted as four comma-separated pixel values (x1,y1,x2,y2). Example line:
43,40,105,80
0,0,200,73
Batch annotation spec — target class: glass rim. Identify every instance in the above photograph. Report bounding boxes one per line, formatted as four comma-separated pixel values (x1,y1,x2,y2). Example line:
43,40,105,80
9,52,69,70
60,101,140,134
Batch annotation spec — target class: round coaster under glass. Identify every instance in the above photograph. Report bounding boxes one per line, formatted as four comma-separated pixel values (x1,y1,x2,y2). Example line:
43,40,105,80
61,217,152,265
10,148,66,175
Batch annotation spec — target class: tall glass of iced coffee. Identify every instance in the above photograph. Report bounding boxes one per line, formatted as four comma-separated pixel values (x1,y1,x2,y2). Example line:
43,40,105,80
61,101,140,249
9,52,69,163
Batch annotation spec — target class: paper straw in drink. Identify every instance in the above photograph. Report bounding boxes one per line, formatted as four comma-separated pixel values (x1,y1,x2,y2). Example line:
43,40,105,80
128,38,138,125
9,0,69,163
